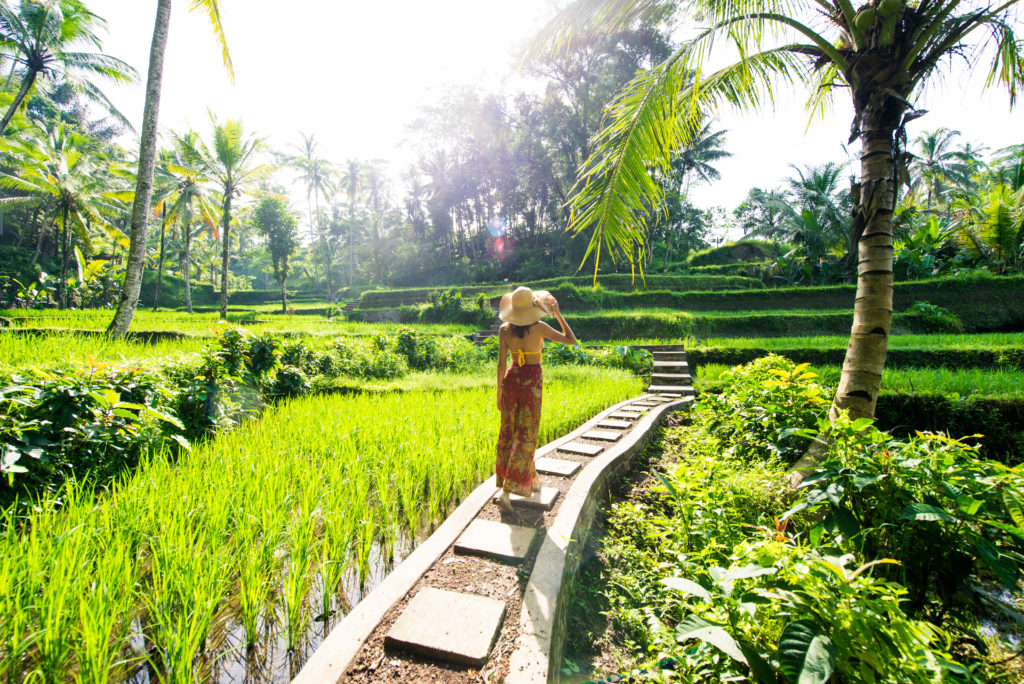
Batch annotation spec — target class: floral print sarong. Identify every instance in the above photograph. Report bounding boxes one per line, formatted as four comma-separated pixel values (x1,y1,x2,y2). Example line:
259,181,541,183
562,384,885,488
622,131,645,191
496,364,542,495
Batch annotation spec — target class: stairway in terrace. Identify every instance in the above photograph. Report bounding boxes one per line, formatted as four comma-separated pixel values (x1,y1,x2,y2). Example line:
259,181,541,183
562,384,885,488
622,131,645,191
471,313,502,344
632,344,695,398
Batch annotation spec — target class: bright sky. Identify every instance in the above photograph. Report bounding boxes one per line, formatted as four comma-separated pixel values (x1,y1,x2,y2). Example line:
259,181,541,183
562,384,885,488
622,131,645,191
89,1,1022,217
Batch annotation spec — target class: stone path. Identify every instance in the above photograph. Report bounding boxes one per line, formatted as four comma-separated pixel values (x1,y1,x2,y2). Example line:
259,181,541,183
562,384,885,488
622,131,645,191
297,345,697,684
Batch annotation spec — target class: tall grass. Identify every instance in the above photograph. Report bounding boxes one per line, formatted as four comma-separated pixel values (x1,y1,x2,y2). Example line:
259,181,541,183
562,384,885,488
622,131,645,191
0,365,641,681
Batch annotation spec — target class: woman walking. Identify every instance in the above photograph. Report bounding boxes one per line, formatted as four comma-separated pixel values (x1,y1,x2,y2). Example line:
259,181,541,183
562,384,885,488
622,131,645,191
495,286,577,512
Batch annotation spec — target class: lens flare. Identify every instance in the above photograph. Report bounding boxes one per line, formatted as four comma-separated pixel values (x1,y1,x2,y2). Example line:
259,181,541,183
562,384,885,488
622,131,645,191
486,217,507,238
487,235,513,261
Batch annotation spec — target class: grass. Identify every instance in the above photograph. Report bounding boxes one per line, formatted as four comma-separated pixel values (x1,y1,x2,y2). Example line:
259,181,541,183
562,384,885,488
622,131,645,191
1,308,476,337
691,332,1024,350
0,364,642,682
0,330,208,367
696,363,1024,399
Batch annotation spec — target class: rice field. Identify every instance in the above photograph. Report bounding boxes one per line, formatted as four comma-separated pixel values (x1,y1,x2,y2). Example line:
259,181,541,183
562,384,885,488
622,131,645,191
0,308,476,337
0,330,208,368
695,363,1024,399
0,364,641,682
691,332,1024,350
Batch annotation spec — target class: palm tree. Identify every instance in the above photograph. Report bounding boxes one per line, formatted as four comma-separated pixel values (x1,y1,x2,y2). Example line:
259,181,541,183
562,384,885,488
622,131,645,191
107,0,231,337
179,117,266,320
288,134,335,296
0,122,123,308
910,128,973,209
339,159,363,286
155,131,218,313
543,0,1023,427
0,0,137,135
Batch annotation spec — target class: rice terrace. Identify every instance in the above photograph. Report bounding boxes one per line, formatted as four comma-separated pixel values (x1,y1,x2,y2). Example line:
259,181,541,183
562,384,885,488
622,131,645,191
2,0,1024,682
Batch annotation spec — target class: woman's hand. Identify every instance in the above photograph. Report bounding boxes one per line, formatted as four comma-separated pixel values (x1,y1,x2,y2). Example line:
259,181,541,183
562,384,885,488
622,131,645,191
496,391,502,412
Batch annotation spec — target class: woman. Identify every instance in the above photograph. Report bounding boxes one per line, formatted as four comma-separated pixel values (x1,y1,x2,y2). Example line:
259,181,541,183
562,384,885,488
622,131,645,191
495,286,577,512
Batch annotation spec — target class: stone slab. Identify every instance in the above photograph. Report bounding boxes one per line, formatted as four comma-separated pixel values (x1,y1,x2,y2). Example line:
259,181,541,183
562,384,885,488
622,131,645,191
496,486,561,510
649,385,695,394
558,441,604,456
597,419,633,430
632,401,658,407
535,457,581,476
609,411,642,420
455,519,538,562
652,373,692,382
385,588,505,666
582,429,622,442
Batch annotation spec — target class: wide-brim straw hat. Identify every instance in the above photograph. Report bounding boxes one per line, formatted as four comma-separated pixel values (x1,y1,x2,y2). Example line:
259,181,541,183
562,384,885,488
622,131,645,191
498,286,552,326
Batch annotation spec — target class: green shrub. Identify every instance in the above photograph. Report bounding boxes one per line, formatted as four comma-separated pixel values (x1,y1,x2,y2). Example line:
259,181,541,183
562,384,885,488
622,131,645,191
902,301,965,333
686,240,781,267
789,413,1024,622
270,365,310,398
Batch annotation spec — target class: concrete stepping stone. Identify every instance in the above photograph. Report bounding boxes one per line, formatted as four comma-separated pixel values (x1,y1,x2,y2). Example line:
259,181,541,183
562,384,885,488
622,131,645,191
385,587,505,666
455,519,538,562
582,429,622,442
535,457,581,476
495,486,560,510
609,411,642,420
558,441,604,456
652,373,692,383
632,400,659,407
649,385,695,394
658,393,682,398
653,361,688,369
597,419,632,430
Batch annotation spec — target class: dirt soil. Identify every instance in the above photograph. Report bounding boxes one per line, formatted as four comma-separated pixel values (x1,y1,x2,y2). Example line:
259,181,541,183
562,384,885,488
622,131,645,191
344,402,681,683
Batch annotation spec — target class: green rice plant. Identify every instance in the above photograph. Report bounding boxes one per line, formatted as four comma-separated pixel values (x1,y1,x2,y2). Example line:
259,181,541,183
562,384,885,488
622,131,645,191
282,509,318,651
0,366,641,680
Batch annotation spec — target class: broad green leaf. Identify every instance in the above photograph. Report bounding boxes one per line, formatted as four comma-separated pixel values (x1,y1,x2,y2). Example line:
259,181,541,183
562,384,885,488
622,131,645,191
829,505,860,538
724,564,777,581
984,520,1024,543
676,615,748,664
956,495,983,516
852,473,885,490
738,639,777,684
1003,488,1024,529
778,620,835,684
900,503,956,523
661,577,711,600
974,537,1018,588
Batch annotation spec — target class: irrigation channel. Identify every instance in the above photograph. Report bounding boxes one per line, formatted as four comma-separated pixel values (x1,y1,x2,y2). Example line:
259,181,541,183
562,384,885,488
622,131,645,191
296,346,695,683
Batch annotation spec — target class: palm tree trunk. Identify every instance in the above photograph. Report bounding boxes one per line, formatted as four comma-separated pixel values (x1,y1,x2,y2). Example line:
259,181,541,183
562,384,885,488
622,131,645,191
219,192,232,320
0,70,38,135
306,193,319,292
183,219,193,314
830,112,899,421
278,273,287,313
152,207,168,311
107,0,172,337
58,210,70,309
315,191,332,299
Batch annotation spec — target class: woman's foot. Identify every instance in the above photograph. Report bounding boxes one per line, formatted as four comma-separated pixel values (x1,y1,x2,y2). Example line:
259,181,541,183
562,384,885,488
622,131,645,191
496,491,514,512
531,478,542,493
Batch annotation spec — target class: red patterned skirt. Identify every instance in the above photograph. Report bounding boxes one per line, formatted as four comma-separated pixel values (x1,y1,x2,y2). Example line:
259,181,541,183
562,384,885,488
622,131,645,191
496,364,542,495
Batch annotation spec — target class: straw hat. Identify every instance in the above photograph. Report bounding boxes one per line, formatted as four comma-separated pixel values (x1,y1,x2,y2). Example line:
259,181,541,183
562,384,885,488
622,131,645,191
498,286,552,326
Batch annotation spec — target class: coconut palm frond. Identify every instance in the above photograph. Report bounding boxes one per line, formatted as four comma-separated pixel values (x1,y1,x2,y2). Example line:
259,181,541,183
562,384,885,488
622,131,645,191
525,0,672,62
189,0,233,81
567,43,806,282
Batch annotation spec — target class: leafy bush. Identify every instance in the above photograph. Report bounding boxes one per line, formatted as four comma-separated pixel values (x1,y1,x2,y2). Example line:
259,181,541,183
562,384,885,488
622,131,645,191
902,301,965,333
596,356,1023,681
270,365,310,398
788,414,1024,621
703,355,828,463
0,365,185,504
